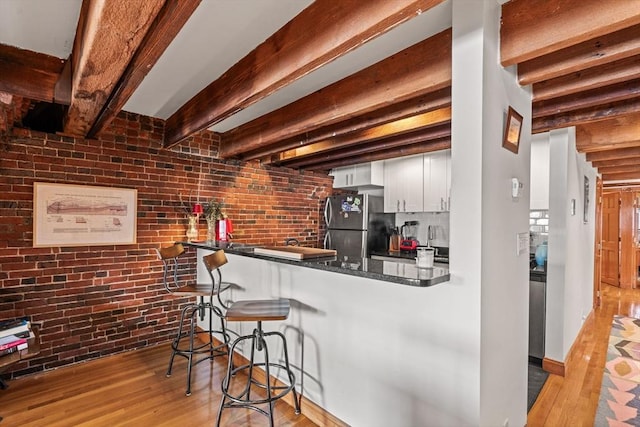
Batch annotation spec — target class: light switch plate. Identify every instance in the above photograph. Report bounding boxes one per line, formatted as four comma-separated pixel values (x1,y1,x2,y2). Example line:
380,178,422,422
517,232,529,255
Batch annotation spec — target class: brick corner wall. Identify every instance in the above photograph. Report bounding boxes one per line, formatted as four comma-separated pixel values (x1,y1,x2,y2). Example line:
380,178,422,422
0,106,333,378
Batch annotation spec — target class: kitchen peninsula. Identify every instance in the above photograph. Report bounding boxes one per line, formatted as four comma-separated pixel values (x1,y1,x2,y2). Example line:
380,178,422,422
180,240,453,426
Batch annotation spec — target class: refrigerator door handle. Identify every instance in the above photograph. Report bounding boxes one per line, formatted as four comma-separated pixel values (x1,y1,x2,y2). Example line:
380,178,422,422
324,198,332,226
324,231,331,249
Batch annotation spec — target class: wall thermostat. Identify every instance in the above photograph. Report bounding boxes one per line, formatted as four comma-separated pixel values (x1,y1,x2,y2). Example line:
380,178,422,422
511,178,523,198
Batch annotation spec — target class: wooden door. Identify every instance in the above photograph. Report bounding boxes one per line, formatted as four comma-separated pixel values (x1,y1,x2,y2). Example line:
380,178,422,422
620,191,636,288
602,191,620,287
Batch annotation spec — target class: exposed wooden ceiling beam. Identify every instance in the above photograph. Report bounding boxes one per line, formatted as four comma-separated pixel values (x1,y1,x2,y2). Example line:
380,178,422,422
602,171,640,182
270,107,451,165
592,156,640,169
163,0,444,149
500,0,640,66
597,164,640,175
576,137,640,153
518,24,640,86
578,139,640,155
533,98,640,134
241,89,451,161
533,79,640,119
302,138,450,172
87,0,201,138
220,28,452,159
63,0,165,136
0,44,66,103
586,146,640,163
277,126,451,169
576,112,640,153
533,56,640,102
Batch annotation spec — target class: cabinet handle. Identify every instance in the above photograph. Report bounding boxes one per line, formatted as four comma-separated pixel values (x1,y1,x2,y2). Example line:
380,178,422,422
397,200,400,212
403,200,406,212
441,197,444,210
448,196,450,211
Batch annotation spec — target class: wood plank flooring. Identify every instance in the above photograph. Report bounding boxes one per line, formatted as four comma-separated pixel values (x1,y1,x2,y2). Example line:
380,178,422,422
0,343,317,426
528,283,640,426
3,283,635,426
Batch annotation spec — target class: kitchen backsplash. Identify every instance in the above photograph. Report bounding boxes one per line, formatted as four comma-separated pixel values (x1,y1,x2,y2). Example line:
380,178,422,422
530,210,549,253
395,211,450,247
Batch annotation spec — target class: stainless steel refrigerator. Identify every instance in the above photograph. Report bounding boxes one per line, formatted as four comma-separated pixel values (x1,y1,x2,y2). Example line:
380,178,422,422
323,194,394,258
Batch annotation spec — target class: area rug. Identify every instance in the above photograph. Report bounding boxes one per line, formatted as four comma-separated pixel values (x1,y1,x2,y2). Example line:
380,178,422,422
595,315,640,426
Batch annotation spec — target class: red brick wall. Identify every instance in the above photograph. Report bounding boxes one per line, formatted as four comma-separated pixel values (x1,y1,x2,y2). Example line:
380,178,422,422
0,108,332,378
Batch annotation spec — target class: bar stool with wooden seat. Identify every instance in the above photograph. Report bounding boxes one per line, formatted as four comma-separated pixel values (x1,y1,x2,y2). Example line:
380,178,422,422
202,252,300,426
156,243,231,396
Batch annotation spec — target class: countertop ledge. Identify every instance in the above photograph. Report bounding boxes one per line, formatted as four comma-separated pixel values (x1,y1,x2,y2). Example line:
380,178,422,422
179,242,450,288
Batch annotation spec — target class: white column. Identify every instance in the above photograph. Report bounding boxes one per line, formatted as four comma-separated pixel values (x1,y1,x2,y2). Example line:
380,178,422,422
451,1,532,425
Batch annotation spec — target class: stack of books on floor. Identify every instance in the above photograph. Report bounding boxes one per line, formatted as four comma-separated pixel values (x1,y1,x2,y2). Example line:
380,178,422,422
0,318,33,357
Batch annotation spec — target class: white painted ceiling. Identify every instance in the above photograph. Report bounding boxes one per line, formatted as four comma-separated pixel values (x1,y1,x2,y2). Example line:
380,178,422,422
0,0,82,58
0,0,452,133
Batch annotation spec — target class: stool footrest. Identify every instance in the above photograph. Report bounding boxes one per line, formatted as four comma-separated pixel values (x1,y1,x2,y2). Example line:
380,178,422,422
216,324,300,426
223,362,296,405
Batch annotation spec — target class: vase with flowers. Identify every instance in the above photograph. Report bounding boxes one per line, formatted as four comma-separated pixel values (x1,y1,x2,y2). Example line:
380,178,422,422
186,214,198,242
204,199,223,243
179,192,203,242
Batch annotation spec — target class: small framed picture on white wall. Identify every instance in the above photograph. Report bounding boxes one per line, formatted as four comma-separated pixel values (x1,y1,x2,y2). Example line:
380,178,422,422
583,176,590,224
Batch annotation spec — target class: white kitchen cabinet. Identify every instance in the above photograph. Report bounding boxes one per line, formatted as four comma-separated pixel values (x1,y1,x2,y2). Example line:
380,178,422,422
383,155,423,213
423,149,451,211
530,133,550,210
330,161,383,189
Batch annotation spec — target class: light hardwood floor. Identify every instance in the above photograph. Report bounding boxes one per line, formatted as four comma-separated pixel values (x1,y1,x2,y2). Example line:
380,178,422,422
528,283,640,426
2,283,634,426
0,343,319,426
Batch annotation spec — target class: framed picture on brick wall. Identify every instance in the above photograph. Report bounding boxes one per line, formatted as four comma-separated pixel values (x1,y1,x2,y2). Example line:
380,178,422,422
33,182,137,247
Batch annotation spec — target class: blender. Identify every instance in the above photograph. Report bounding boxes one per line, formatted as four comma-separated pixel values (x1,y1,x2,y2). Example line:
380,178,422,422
399,220,420,250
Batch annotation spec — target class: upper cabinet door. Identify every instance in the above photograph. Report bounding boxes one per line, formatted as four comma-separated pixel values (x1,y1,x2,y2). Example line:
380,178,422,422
331,162,383,189
384,158,404,213
402,156,424,212
384,155,423,213
330,165,356,188
353,161,383,187
423,149,451,212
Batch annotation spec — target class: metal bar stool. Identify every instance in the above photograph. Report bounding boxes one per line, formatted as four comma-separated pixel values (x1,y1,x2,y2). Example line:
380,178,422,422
156,244,231,396
202,253,300,426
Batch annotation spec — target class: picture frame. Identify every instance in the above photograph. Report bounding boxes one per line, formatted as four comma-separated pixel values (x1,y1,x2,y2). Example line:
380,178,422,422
33,182,137,247
583,176,590,224
502,106,523,154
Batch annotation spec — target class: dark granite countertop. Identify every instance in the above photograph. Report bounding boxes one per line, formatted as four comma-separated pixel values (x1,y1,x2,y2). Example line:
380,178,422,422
529,255,547,282
530,265,546,282
180,241,450,287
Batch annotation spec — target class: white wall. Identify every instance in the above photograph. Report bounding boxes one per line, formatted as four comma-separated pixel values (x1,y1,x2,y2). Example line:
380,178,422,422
452,1,531,425
546,128,597,361
530,132,550,210
198,250,483,426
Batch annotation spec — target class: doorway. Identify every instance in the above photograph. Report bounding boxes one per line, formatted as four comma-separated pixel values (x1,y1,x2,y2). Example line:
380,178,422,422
600,188,639,290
